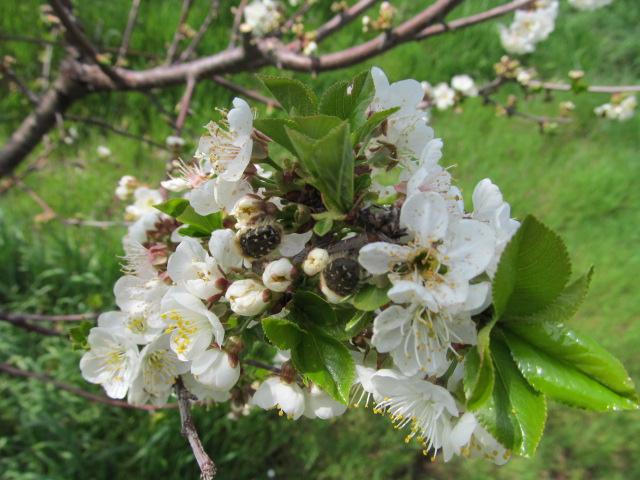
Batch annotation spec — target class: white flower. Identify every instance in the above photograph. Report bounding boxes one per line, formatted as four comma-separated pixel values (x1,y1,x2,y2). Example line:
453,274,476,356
160,177,189,192
190,348,240,391
125,187,163,221
243,0,282,36
447,412,511,464
594,96,636,121
231,194,266,228
166,135,186,148
350,353,381,408
303,384,348,419
499,2,558,54
127,335,189,405
262,258,295,292
251,377,306,419
80,327,140,399
372,369,460,459
371,304,476,377
303,248,330,276
225,279,269,316
97,145,111,158
471,179,520,277
187,172,253,216
420,81,433,98
209,228,245,271
97,309,163,345
115,175,138,200
568,0,613,10
432,83,456,110
303,41,318,56
182,373,231,402
167,237,226,300
451,75,478,97
160,288,225,361
359,192,495,312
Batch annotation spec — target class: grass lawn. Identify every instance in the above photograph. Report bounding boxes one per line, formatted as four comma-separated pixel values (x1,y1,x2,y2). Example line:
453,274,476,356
1,1,639,478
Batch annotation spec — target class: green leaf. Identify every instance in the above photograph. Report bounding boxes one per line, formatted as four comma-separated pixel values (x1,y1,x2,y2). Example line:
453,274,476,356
292,115,343,140
505,268,593,325
463,345,495,411
154,198,188,217
344,310,373,338
257,74,318,116
178,225,211,238
504,321,636,404
261,317,304,350
69,322,93,351
286,122,354,213
352,107,400,147
313,217,333,236
254,118,297,153
351,284,389,312
291,290,337,326
176,207,222,234
319,71,373,123
476,335,547,457
492,215,571,318
503,328,638,411
372,166,402,187
291,325,355,403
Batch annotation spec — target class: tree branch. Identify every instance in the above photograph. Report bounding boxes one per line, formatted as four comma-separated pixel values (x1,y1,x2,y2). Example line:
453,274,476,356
316,0,380,43
212,75,280,109
229,0,249,48
179,0,221,62
165,0,194,65
116,0,142,66
1,63,40,106
176,378,217,480
0,311,98,322
0,315,62,336
0,362,178,411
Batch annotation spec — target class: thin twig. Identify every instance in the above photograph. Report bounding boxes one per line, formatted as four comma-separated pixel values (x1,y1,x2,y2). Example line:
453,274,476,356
65,114,170,150
117,0,143,66
48,0,124,85
540,82,640,94
0,64,40,105
243,358,281,374
175,74,197,134
166,0,194,65
229,0,249,47
0,311,98,322
179,0,221,62
0,363,178,411
176,379,217,479
212,75,280,109
0,315,62,336
62,218,129,228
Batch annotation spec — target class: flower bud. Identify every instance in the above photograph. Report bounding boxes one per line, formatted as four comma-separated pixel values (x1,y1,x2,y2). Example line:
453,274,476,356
225,279,270,316
160,177,189,192
232,194,267,227
262,258,296,292
303,248,330,276
115,175,139,200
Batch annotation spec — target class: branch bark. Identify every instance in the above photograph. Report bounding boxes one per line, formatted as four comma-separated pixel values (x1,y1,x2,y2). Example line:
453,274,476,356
176,378,217,479
117,0,143,66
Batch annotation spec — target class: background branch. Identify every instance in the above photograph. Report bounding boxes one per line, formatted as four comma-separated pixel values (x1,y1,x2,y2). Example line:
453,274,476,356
116,0,142,66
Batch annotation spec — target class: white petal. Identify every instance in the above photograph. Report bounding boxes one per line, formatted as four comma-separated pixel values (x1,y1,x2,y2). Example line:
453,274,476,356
358,242,412,275
400,192,448,243
209,229,243,270
445,219,495,280
187,180,220,216
279,230,312,257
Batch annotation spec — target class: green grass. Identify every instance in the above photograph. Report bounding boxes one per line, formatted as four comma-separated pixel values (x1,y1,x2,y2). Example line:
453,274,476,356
1,0,639,478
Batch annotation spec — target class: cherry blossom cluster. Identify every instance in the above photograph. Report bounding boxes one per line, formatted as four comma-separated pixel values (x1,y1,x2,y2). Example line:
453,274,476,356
81,66,523,464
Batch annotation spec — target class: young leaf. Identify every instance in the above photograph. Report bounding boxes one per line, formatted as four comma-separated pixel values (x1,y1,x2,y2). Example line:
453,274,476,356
292,115,343,140
154,198,189,217
176,207,222,233
257,75,318,116
503,328,638,411
261,317,304,350
344,310,373,338
178,225,211,238
463,345,495,411
254,118,297,153
492,215,571,318
352,106,400,148
475,335,547,457
69,322,93,351
291,325,356,404
313,217,333,236
351,284,389,312
319,70,373,123
286,122,354,213
504,321,636,408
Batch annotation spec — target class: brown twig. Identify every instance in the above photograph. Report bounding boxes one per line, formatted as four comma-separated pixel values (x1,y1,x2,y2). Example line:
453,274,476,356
176,378,217,479
166,0,194,65
49,0,123,85
117,0,143,66
243,358,281,374
65,114,170,150
540,82,640,94
212,75,281,109
1,64,40,105
315,0,380,43
0,315,62,336
62,218,129,228
0,311,98,322
0,362,177,411
229,0,249,48
179,0,221,62
175,74,197,134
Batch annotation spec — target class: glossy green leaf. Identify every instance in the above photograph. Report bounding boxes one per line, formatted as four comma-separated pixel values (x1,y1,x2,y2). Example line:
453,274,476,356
286,122,354,213
492,215,571,318
291,325,355,404
351,284,389,312
476,335,547,457
257,75,318,116
292,115,344,140
155,198,221,234
344,310,373,338
291,291,337,325
154,198,188,217
503,329,638,411
463,345,495,411
319,71,373,124
261,317,304,350
313,217,333,236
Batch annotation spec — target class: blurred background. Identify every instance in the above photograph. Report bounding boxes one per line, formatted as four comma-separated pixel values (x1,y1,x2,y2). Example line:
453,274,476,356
1,0,639,478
